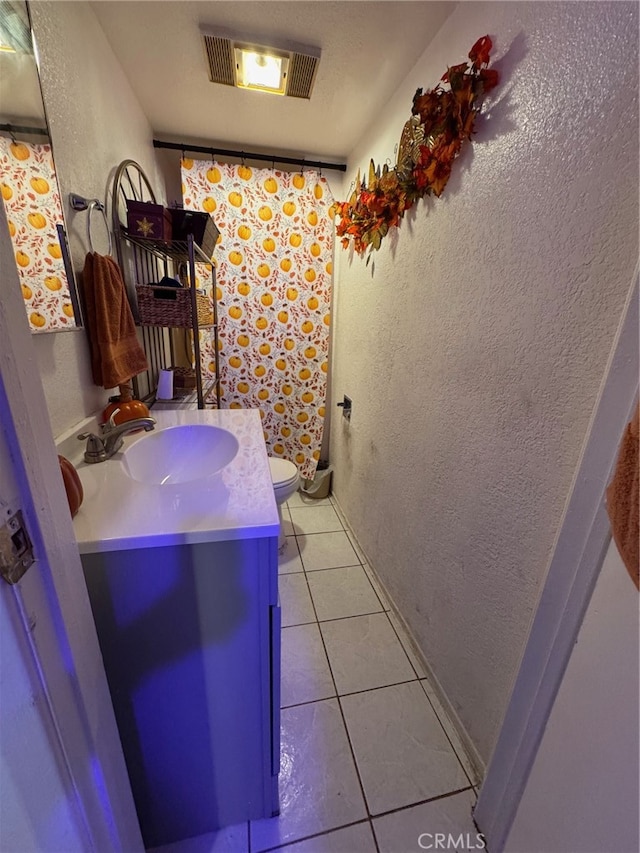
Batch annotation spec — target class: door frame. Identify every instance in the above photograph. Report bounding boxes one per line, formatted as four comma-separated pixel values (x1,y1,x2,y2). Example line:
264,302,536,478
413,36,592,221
475,270,639,850
0,204,143,850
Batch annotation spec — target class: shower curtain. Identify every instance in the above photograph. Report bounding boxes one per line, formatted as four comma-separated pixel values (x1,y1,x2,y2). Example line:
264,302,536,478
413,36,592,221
181,158,335,480
0,137,75,332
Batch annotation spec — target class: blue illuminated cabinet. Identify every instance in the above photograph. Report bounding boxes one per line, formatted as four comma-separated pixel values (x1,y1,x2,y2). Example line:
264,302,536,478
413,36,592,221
81,535,280,848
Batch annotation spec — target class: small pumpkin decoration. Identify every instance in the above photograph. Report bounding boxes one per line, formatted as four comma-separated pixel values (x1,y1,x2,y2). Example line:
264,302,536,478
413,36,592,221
101,383,150,430
58,455,83,518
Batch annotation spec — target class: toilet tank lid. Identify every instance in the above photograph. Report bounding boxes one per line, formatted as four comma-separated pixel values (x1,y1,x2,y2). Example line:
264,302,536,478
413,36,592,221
268,456,299,485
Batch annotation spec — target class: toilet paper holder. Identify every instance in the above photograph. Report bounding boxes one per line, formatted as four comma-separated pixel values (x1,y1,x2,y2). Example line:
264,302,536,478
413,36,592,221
337,395,352,421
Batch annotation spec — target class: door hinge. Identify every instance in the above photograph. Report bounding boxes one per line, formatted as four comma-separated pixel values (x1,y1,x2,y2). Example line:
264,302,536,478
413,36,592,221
0,509,35,585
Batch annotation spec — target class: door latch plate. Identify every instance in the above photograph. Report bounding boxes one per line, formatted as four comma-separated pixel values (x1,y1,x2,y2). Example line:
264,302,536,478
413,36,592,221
0,509,35,585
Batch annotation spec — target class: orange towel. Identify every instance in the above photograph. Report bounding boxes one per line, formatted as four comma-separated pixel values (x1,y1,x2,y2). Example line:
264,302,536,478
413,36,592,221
606,404,639,589
82,253,148,389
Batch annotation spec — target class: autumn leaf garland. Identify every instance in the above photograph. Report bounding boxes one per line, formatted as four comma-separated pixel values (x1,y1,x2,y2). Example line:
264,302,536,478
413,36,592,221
335,36,499,259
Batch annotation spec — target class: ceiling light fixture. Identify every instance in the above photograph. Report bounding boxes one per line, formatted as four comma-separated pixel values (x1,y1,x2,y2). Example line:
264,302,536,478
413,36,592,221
201,28,320,99
234,46,289,95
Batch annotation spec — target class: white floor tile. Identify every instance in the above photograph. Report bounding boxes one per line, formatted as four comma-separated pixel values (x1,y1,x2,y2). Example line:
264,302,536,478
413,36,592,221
387,611,428,678
250,699,367,852
306,565,383,621
298,531,359,572
289,504,343,535
279,573,316,627
420,680,482,787
281,624,335,707
288,491,332,508
279,536,304,574
278,821,376,852
145,821,248,853
341,681,469,815
373,790,479,853
321,613,416,695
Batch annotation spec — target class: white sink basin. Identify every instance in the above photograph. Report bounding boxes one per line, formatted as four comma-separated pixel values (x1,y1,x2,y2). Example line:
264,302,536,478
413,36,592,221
121,424,239,485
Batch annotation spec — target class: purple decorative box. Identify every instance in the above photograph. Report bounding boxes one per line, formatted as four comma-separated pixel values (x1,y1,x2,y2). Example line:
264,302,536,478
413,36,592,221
126,200,172,241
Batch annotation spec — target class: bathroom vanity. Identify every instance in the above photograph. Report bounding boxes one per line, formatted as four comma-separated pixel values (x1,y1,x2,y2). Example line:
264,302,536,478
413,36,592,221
64,409,280,848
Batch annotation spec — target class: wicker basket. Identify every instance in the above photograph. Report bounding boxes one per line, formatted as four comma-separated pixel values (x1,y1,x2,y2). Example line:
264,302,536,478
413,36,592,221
135,284,213,328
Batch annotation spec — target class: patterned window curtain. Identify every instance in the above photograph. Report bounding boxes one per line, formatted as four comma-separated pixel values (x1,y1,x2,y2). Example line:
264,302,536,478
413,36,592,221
0,137,75,332
182,159,335,481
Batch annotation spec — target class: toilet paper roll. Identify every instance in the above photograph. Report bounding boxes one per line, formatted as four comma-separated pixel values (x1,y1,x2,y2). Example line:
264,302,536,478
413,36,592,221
157,368,174,401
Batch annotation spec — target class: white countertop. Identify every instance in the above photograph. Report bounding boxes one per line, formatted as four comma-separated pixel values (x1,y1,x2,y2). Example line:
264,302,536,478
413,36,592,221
58,408,279,554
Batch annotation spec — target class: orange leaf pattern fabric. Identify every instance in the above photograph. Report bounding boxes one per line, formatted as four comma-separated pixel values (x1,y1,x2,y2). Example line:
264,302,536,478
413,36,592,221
181,159,334,480
0,138,76,332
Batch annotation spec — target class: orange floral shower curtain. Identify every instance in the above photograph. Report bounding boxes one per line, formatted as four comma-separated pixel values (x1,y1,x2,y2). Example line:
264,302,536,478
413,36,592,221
181,159,334,479
0,138,75,332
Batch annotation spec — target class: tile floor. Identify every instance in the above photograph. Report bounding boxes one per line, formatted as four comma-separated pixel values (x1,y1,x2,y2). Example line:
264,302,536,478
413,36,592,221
151,492,481,853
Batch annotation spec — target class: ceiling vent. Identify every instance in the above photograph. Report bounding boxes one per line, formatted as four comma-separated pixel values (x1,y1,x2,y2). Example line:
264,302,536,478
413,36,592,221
201,28,320,99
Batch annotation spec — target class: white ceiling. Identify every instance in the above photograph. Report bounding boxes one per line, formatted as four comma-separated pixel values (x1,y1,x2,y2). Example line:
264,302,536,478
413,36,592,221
90,1,456,164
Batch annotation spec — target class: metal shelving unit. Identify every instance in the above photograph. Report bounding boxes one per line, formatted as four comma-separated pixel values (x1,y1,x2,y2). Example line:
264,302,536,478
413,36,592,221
123,232,221,409
112,159,220,409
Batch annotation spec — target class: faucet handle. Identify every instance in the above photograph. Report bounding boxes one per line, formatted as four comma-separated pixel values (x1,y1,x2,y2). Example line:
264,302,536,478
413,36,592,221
106,409,120,429
98,409,121,433
78,432,107,464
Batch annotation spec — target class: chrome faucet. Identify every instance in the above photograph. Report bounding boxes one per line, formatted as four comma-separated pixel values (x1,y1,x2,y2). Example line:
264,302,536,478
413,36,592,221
78,417,156,464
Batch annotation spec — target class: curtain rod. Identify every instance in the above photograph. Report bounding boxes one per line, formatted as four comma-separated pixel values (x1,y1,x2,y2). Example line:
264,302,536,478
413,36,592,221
0,123,49,137
153,139,347,172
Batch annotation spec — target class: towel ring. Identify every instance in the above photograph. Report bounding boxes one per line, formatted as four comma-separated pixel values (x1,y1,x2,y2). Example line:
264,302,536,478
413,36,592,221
87,199,112,255
69,193,113,256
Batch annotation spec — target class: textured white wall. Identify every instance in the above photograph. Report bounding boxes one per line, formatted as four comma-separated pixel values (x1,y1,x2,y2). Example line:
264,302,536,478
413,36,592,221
330,1,639,764
29,2,164,437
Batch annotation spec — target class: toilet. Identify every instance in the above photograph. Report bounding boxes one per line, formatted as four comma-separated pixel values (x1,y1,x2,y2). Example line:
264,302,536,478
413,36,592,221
268,457,300,549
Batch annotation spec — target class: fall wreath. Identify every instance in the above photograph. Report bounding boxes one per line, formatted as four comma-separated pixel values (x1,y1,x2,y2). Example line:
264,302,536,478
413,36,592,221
335,36,499,260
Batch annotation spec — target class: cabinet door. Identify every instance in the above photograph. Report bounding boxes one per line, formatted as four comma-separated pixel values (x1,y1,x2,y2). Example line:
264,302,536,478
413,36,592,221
82,537,279,846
